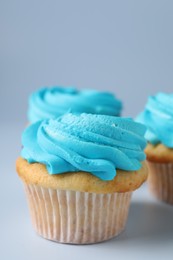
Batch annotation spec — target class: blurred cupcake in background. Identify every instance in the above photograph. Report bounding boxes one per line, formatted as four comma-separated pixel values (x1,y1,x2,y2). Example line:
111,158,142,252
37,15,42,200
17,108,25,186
136,92,173,204
16,113,147,244
28,86,123,123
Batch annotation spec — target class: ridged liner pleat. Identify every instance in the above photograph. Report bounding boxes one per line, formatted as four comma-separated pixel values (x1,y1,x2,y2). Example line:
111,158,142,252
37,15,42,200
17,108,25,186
147,162,173,204
24,184,132,244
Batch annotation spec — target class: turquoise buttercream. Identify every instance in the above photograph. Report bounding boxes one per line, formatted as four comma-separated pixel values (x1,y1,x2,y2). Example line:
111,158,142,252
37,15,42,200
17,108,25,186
28,86,122,123
136,92,173,147
21,113,146,181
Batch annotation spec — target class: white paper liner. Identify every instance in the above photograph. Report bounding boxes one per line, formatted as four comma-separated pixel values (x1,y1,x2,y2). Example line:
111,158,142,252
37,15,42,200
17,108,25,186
24,184,132,244
147,161,173,204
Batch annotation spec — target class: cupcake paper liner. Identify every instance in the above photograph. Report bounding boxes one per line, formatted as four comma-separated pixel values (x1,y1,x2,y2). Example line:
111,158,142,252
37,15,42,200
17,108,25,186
147,161,173,204
24,184,132,244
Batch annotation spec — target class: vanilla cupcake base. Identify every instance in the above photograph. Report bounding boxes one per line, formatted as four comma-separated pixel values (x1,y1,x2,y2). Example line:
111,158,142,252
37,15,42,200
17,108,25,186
147,162,173,204
24,184,132,244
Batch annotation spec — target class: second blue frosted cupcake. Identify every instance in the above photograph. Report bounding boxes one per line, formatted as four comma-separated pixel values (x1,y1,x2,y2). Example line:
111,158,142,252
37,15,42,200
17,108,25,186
28,86,122,123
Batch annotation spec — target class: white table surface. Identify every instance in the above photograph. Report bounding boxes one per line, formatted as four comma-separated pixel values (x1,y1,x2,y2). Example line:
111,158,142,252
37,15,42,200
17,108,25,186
1,122,173,260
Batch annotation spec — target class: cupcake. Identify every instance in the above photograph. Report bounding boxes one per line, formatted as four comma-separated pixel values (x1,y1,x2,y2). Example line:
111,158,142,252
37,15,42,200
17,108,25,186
16,113,148,244
28,86,122,123
136,92,173,204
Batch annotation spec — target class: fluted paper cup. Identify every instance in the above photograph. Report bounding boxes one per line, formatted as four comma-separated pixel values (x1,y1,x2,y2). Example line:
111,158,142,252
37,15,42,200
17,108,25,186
24,184,132,244
147,161,173,204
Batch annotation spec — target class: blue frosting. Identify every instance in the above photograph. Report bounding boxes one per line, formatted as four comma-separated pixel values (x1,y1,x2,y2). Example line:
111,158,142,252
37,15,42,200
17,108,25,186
136,92,173,148
28,86,122,123
21,113,146,181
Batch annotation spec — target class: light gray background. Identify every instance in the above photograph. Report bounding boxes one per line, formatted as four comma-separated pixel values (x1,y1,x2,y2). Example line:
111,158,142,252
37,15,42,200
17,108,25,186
1,1,173,260
1,0,173,123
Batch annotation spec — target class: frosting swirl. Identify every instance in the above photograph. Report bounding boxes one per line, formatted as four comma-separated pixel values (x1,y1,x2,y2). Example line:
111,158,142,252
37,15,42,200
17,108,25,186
28,86,122,123
21,113,146,181
136,92,173,147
